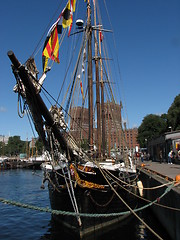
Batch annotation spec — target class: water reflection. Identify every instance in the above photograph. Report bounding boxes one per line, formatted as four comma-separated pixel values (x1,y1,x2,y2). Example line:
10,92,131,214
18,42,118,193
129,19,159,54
40,209,170,240
40,219,79,240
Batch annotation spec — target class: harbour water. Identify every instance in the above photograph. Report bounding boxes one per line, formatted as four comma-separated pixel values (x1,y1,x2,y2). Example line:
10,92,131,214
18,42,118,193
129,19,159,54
0,169,170,240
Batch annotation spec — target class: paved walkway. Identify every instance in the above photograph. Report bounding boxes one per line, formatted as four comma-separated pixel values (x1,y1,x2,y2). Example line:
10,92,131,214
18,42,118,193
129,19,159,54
138,161,180,181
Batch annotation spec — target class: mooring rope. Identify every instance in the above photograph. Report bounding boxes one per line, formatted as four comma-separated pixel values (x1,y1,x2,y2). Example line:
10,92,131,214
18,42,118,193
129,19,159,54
104,167,179,193
95,162,164,240
0,176,177,219
0,177,178,240
104,168,180,212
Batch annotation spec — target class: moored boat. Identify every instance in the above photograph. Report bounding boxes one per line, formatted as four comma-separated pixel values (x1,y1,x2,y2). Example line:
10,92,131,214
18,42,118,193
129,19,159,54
8,0,142,237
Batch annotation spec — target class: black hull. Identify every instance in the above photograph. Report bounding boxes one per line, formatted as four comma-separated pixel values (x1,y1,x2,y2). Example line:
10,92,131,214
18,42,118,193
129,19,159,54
48,170,138,238
51,206,132,239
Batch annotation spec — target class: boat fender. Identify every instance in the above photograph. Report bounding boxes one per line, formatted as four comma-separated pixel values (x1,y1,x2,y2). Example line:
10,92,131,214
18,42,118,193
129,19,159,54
137,180,143,197
175,175,180,182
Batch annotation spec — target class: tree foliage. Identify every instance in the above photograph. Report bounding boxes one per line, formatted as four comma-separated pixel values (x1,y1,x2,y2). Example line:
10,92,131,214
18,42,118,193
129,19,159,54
167,94,180,131
2,136,26,156
0,136,44,157
137,114,167,147
138,94,180,147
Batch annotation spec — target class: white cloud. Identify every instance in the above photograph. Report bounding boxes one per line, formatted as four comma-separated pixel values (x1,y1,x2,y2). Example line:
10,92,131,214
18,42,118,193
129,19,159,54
0,106,7,112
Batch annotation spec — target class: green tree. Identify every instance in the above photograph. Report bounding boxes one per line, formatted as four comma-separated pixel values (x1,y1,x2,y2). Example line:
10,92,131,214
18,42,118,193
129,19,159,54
137,114,167,147
167,94,180,131
35,138,44,155
0,141,5,155
5,136,26,156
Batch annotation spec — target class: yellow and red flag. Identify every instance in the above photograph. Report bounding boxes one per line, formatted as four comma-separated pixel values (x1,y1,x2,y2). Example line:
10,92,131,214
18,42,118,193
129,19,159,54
42,16,62,72
62,0,76,36
42,0,76,72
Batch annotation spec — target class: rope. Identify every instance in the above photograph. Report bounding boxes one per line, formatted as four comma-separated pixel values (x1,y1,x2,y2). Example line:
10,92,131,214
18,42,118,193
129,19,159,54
95,162,164,240
104,168,180,212
105,167,177,191
17,94,25,118
63,160,82,226
88,188,116,208
103,0,129,129
0,181,177,219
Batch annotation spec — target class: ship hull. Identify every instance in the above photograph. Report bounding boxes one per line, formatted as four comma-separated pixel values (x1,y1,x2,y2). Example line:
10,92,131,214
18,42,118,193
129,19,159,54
47,169,138,238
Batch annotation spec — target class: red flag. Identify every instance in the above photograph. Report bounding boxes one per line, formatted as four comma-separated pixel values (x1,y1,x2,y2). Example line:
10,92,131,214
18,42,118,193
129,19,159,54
80,81,85,100
99,30,103,42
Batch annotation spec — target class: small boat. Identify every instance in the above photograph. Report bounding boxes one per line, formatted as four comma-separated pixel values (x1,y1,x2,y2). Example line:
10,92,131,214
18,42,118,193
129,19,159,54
28,153,48,169
0,156,11,169
8,0,141,238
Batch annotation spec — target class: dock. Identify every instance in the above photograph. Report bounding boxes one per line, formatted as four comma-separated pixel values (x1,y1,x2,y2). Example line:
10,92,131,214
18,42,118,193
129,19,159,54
0,157,43,170
138,161,180,240
140,161,180,180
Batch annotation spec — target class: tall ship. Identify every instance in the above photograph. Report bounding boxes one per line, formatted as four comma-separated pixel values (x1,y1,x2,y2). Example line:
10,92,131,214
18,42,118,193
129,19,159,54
8,0,141,238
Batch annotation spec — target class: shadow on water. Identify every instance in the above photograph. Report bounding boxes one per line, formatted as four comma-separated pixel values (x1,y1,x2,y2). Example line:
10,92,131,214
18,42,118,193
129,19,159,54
40,208,171,240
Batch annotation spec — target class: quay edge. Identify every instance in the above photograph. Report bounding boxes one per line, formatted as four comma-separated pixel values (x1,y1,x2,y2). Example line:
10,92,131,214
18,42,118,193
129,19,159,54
138,164,180,240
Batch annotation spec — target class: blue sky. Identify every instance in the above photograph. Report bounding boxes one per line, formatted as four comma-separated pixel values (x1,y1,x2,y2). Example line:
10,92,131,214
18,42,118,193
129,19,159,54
0,0,180,141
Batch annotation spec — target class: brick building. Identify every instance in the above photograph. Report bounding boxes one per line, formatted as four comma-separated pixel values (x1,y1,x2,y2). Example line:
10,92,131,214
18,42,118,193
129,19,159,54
124,127,139,151
70,106,89,141
69,103,139,152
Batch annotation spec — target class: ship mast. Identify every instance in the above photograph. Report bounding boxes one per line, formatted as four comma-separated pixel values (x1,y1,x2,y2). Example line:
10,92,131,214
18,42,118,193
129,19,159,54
93,0,101,158
99,27,106,158
87,0,93,152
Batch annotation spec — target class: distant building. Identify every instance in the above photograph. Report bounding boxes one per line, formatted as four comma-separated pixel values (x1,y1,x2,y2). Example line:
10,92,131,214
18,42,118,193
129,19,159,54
70,106,89,140
148,130,180,162
124,128,139,152
69,103,139,152
0,135,9,145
